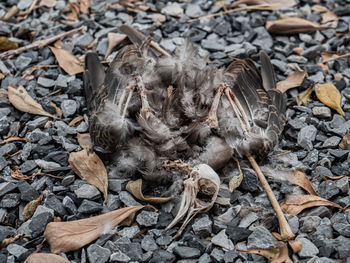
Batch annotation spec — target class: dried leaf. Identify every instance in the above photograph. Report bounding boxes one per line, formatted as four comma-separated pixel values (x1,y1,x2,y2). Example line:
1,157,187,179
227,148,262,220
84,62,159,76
38,0,57,8
314,82,344,117
0,37,18,51
105,33,127,59
0,5,19,20
69,115,84,126
22,192,44,220
69,149,108,202
277,69,307,93
8,85,56,118
25,253,70,263
322,11,339,24
237,242,292,263
49,46,84,75
288,240,302,254
292,47,303,55
49,101,62,119
296,86,313,106
266,17,332,34
324,175,348,180
281,194,343,215
77,133,93,150
227,0,296,9
285,171,318,196
311,5,329,12
78,0,90,14
340,131,350,150
44,206,145,253
126,179,172,204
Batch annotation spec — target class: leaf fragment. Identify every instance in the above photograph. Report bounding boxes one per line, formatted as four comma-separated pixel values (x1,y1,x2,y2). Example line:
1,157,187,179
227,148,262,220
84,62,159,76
8,85,56,118
126,179,172,204
226,0,296,9
68,149,108,202
0,37,18,51
38,0,57,8
44,206,145,253
49,101,62,119
49,46,84,75
285,171,318,196
69,115,84,126
340,131,350,150
237,242,292,263
22,192,44,220
314,82,344,116
77,133,93,150
24,253,70,263
321,11,339,24
288,240,302,254
281,194,343,215
105,33,127,59
277,69,307,93
266,17,332,34
296,86,313,106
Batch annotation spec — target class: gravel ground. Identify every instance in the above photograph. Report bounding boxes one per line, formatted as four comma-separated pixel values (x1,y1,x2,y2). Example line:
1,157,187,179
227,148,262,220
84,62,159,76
1,0,350,262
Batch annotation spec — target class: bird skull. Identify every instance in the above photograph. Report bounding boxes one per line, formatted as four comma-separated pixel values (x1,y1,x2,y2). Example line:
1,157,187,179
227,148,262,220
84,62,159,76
164,163,220,239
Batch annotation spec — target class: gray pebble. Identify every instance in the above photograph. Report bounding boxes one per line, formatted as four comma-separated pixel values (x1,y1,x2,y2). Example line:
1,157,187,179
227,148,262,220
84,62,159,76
312,106,331,118
211,229,234,251
297,237,319,258
136,210,158,227
247,226,276,250
75,184,101,200
298,125,317,150
61,100,77,118
87,244,110,263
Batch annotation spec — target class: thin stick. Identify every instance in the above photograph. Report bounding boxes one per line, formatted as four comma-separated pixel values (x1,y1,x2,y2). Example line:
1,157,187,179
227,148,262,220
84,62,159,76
323,52,350,63
0,26,86,59
150,40,171,57
247,155,295,241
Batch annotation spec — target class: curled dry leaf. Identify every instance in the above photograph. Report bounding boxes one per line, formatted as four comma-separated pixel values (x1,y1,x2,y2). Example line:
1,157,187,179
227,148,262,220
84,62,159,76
296,86,313,106
266,17,332,34
281,194,343,215
22,192,44,219
68,149,108,202
105,33,127,59
285,171,318,196
0,36,18,51
277,69,307,93
126,179,172,204
314,82,344,117
44,206,146,254
237,242,292,263
49,46,84,75
340,131,350,150
8,85,56,118
288,240,302,254
24,253,70,263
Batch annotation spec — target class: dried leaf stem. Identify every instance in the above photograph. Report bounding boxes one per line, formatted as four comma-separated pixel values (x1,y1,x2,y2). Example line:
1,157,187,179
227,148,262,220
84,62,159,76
247,155,295,241
0,26,86,59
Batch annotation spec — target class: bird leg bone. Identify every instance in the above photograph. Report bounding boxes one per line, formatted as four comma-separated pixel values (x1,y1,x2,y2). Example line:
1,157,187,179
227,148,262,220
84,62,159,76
204,84,226,129
116,82,136,119
163,163,220,239
225,88,295,241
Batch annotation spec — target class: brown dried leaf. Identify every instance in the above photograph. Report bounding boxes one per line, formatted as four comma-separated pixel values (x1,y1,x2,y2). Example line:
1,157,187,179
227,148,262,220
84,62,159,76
311,5,329,12
68,149,108,202
288,240,302,254
78,0,90,14
44,206,145,253
266,17,332,34
322,11,339,24
237,242,292,263
0,5,19,20
285,171,318,196
340,131,350,150
49,101,62,119
227,0,296,9
49,46,84,75
25,253,70,263
38,0,57,8
69,115,84,126
277,69,307,93
0,37,18,51
296,86,313,106
8,85,56,118
315,82,344,117
281,194,343,215
126,179,172,204
22,192,44,220
105,33,127,59
77,133,93,150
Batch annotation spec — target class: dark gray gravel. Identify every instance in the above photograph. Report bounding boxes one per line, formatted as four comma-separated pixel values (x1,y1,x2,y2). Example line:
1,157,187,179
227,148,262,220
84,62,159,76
1,0,350,262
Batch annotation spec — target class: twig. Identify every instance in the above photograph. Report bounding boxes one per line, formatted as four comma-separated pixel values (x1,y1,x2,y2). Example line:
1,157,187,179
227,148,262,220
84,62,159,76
247,155,295,241
150,40,170,57
0,26,86,59
323,52,350,63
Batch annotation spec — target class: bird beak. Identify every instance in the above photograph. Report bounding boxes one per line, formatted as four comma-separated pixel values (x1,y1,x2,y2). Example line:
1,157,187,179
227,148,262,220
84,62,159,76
163,164,220,239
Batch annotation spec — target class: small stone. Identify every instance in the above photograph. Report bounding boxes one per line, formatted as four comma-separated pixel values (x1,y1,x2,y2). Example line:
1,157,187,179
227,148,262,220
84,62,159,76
78,199,103,214
238,212,259,228
56,74,68,88
210,248,225,263
6,244,28,259
298,125,317,150
333,235,350,258
119,191,141,206
26,128,50,144
198,253,211,263
201,39,225,52
17,181,39,201
312,107,331,119
297,237,319,258
333,222,350,237
0,156,8,171
110,250,131,263
287,55,308,64
27,117,49,130
37,77,56,88
62,174,75,186
322,136,341,148
226,226,252,243
335,176,349,193
75,184,101,200
136,210,158,227
120,225,140,239
185,4,204,18
318,180,339,199
301,45,325,59
150,250,176,263
156,234,172,246
29,209,54,237
87,244,110,263
44,194,67,217
247,226,276,250
211,230,234,251
192,215,212,237
62,196,77,214
173,246,201,259
300,216,321,233
0,182,16,197
117,242,143,261
309,72,325,83
0,193,20,208
141,235,158,251
160,39,176,53
61,100,77,118
161,3,184,17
